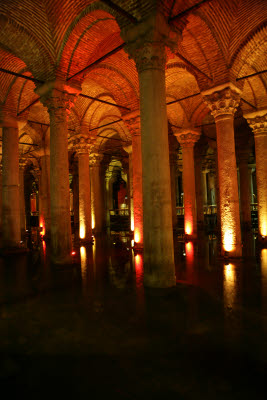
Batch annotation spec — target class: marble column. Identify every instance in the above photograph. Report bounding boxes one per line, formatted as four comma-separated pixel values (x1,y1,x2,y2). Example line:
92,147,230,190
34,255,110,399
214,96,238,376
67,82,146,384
19,159,27,240
174,129,201,239
123,112,143,247
245,110,267,244
73,136,92,242
90,153,104,235
203,83,242,257
238,150,252,229
39,152,51,238
0,115,21,248
36,80,80,264
121,14,181,287
195,152,204,228
123,145,134,234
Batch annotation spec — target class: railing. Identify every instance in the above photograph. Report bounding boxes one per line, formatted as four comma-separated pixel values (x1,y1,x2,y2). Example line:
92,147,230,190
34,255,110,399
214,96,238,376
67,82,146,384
176,206,184,215
250,203,258,211
204,205,217,214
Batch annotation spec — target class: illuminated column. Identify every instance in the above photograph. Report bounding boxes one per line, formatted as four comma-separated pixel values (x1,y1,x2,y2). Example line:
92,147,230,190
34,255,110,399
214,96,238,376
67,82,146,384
0,164,2,232
39,152,51,237
72,161,79,243
73,136,92,242
36,80,80,263
203,84,242,256
90,153,104,234
19,159,27,239
195,152,204,228
237,150,252,229
0,115,21,247
121,14,181,287
123,112,143,247
169,149,178,229
245,110,267,243
123,145,134,234
202,170,208,206
174,129,201,239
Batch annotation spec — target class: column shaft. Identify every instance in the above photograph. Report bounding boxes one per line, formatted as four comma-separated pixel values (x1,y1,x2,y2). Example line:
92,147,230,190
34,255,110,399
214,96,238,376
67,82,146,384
239,158,252,228
132,133,143,246
39,155,51,237
195,156,204,227
2,126,20,247
78,152,92,241
254,133,267,238
182,146,197,237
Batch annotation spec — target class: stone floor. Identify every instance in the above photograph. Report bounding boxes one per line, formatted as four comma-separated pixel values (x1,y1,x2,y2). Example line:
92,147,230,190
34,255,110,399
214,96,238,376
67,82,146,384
0,230,266,399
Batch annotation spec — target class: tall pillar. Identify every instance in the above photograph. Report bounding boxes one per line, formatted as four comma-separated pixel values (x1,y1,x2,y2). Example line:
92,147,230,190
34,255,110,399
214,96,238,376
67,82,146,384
121,14,180,287
90,153,104,235
195,152,204,228
202,170,208,207
203,83,242,257
174,129,200,239
73,136,92,242
245,110,267,244
36,80,80,264
39,152,51,238
0,115,21,248
72,161,79,244
123,145,135,234
123,112,143,247
0,163,2,232
238,150,252,229
19,159,27,240
169,149,178,230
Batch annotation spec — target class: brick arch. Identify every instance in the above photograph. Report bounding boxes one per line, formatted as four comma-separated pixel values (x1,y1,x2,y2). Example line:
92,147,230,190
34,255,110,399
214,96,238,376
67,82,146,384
0,15,55,80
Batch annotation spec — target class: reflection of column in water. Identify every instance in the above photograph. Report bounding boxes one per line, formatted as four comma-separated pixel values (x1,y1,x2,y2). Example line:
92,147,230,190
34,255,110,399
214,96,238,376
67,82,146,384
261,249,267,313
80,246,87,289
185,241,194,284
134,252,145,315
224,263,236,309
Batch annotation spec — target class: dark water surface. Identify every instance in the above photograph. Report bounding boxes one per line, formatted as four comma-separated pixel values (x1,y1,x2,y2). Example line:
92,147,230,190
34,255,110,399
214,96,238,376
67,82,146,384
0,232,266,399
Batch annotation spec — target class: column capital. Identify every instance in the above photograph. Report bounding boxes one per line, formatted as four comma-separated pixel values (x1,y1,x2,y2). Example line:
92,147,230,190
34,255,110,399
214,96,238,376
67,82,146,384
121,13,182,73
35,80,81,119
244,109,267,138
123,144,132,154
202,83,241,121
72,135,93,154
89,152,103,167
123,111,141,136
19,159,28,170
0,111,18,128
173,128,201,148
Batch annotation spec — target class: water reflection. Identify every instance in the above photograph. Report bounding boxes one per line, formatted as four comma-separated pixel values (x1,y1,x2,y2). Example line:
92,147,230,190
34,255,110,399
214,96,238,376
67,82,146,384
223,263,236,309
185,241,194,284
261,249,267,313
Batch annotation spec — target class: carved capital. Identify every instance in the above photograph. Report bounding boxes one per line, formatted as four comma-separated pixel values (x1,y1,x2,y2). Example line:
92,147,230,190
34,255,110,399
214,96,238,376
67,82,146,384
19,159,28,170
174,128,201,148
245,110,267,139
89,152,103,167
35,80,81,123
72,135,93,154
202,83,241,121
121,13,181,73
123,111,141,136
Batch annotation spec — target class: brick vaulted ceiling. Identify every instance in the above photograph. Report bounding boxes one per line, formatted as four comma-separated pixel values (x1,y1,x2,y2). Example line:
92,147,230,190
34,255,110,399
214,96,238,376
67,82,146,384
0,0,266,157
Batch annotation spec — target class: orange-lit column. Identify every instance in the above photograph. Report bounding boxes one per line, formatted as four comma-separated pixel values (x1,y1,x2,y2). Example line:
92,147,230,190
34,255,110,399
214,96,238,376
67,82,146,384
36,80,80,263
238,150,252,229
1,115,21,248
203,84,242,256
245,110,267,244
74,136,92,242
0,164,2,232
19,160,27,240
122,14,180,287
90,153,104,235
169,149,178,230
123,144,134,234
174,129,200,239
123,112,143,248
39,152,51,238
195,152,204,229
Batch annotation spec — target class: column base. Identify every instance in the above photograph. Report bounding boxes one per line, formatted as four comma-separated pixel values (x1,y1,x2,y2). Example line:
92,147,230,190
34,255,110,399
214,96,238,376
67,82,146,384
221,245,242,258
184,233,197,241
143,271,176,288
257,234,267,248
134,242,143,251
79,237,94,245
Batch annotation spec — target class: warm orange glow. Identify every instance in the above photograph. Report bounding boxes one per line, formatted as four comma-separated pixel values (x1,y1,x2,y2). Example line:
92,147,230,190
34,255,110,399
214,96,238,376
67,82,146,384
185,223,192,235
80,246,86,282
224,263,236,308
131,216,134,232
261,249,267,271
185,241,194,258
79,223,85,239
260,221,267,237
91,213,95,230
71,251,76,255
135,253,143,279
134,230,140,243
223,230,235,252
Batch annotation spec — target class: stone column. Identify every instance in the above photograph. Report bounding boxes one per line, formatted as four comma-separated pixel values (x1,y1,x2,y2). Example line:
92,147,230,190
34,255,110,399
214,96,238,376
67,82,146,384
237,150,252,229
19,159,27,240
121,14,181,287
203,83,242,257
0,163,2,232
195,152,204,229
123,145,135,234
174,129,200,239
245,110,267,243
39,152,51,238
202,170,208,207
73,136,92,242
90,153,104,235
123,112,143,247
36,80,80,264
0,115,20,248
169,149,178,230
72,161,79,244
